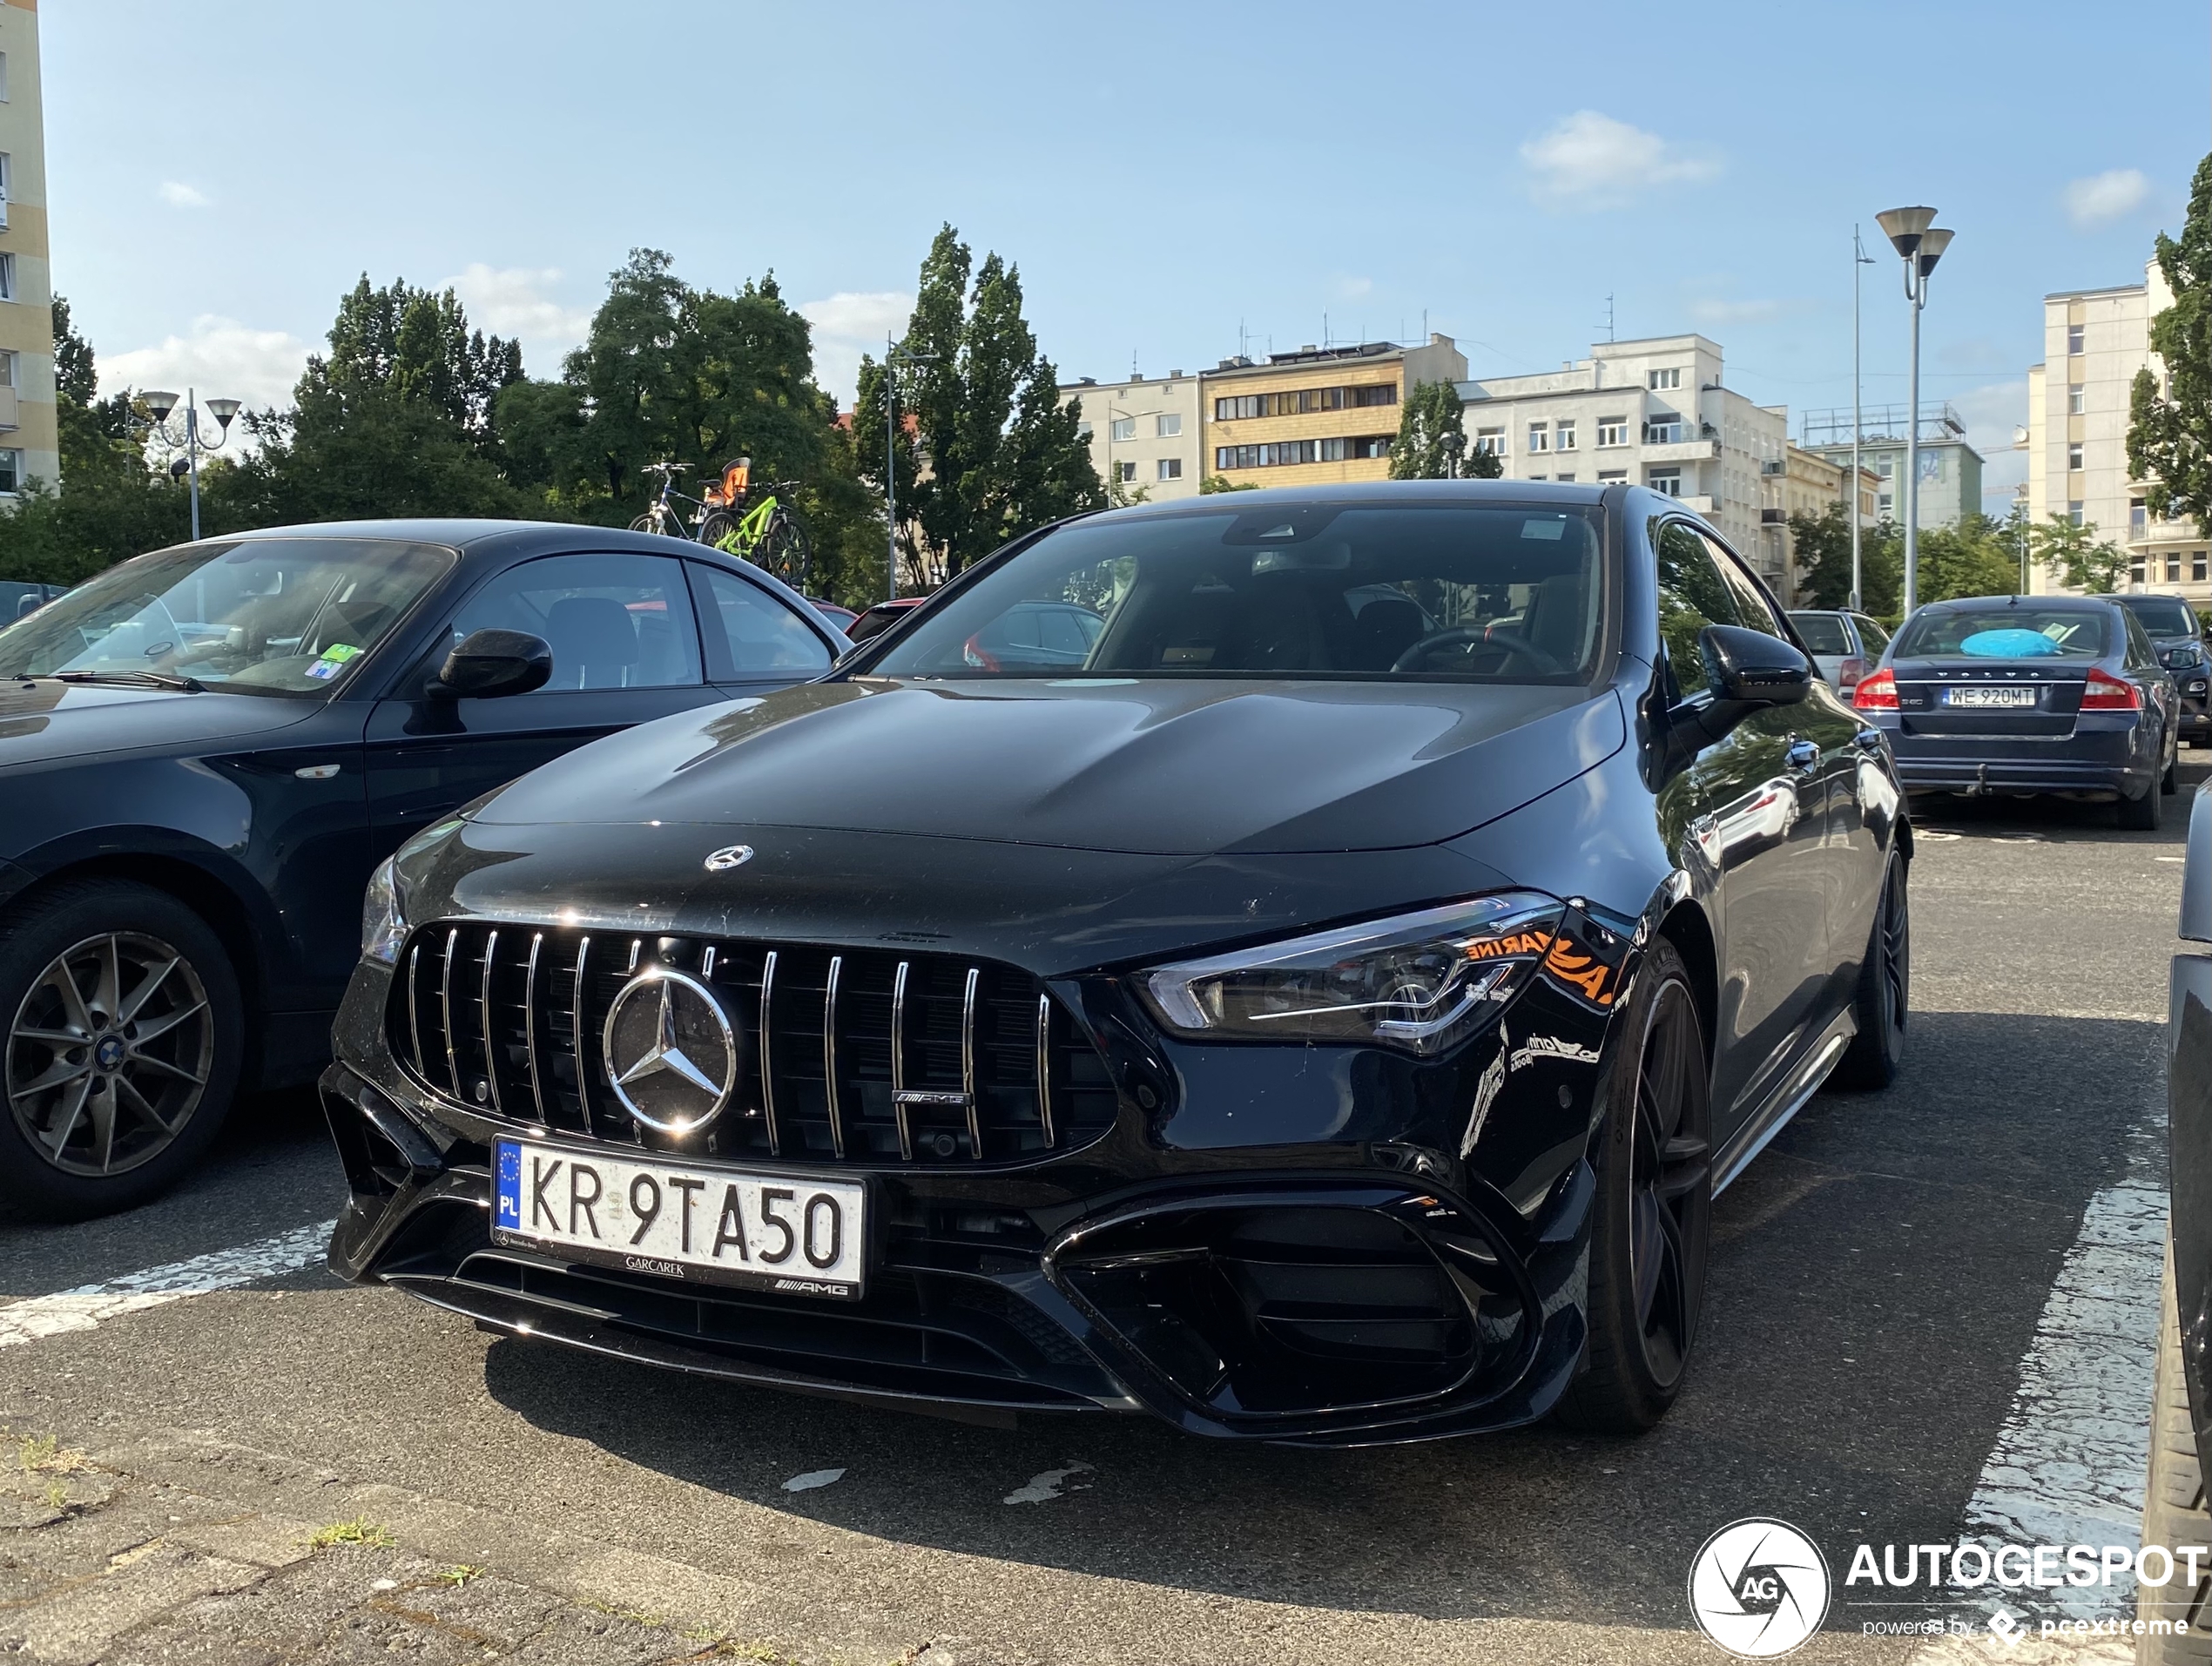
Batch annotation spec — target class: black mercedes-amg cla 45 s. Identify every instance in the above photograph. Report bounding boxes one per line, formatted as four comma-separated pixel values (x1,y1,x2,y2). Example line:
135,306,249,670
321,482,1910,1446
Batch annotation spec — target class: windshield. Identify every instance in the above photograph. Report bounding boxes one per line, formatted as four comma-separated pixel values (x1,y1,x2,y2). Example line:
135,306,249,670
2122,597,2200,637
1892,605,2111,659
867,502,1607,683
1787,612,1852,655
0,538,454,695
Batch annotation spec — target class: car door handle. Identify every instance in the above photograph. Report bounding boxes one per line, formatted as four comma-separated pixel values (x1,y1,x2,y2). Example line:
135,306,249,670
1785,739,1820,772
1853,727,1884,752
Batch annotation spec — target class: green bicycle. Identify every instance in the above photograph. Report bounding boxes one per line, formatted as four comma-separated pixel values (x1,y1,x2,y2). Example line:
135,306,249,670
697,457,811,591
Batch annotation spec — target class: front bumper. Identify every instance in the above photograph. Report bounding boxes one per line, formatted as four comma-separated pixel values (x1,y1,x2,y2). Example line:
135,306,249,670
320,914,1626,1446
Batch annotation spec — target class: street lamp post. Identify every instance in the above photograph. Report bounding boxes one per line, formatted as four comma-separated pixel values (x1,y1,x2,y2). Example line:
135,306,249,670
882,338,936,604
1874,207,1954,617
141,388,240,543
1851,227,1877,613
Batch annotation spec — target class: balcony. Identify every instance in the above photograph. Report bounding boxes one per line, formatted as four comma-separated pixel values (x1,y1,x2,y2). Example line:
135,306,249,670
1642,437,1722,465
1760,508,1786,524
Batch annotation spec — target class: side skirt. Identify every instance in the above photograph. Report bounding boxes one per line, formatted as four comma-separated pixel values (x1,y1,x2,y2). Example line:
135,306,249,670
1710,1011,1856,1195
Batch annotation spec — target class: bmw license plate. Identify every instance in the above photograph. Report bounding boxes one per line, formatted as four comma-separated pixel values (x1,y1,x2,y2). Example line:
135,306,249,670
492,1138,867,1299
1940,685,2039,708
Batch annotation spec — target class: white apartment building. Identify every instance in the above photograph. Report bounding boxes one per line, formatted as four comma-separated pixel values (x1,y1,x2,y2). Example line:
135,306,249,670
1455,335,1790,585
2026,264,2209,601
1058,371,1203,502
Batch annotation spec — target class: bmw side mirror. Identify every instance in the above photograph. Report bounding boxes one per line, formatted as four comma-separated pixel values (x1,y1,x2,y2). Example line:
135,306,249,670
429,629,553,701
1699,624,1813,707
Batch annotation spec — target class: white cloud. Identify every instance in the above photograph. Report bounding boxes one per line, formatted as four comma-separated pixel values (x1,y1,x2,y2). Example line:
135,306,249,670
100,315,311,417
158,180,210,209
1521,111,1720,211
1336,275,1374,300
2062,168,2149,229
799,290,913,408
442,264,593,377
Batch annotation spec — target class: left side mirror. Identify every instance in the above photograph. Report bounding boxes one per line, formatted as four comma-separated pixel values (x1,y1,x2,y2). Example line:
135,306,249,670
430,629,552,700
1699,624,1814,706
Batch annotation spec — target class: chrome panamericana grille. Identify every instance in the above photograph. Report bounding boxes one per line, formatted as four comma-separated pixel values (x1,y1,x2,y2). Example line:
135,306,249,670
388,925,1118,1165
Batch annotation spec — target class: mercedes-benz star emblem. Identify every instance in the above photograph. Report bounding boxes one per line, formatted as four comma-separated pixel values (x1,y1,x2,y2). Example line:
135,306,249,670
704,845,754,873
601,966,740,1135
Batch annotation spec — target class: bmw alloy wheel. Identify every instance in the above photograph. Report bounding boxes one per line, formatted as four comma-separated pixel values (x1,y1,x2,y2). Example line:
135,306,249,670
7,932,214,1176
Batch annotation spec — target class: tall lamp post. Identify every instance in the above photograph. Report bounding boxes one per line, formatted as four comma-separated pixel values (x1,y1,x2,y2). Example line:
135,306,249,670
141,388,239,543
1874,206,1955,616
882,338,936,604
1851,227,1877,613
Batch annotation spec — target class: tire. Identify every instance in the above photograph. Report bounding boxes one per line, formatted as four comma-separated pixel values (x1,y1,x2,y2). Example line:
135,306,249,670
2136,1239,2212,1662
697,510,739,550
1832,852,1909,1090
2124,778,2165,831
2167,743,2181,795
1554,936,1711,1434
0,880,243,1219
757,512,811,590
626,513,660,535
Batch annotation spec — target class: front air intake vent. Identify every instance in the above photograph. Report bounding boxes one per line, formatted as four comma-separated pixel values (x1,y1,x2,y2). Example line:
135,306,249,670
387,925,1116,1168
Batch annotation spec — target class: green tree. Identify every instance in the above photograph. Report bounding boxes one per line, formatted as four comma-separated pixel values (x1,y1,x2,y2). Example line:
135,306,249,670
2131,152,2212,532
1788,504,1901,614
1199,475,1258,494
1388,380,1464,479
2031,512,2129,593
855,225,1103,584
316,276,522,453
1462,445,1503,480
1918,513,2025,603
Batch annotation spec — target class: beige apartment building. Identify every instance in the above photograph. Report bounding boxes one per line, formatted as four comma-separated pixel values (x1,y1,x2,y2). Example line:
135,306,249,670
1200,335,1467,489
2026,265,2209,600
1059,371,1203,502
0,0,54,494
1455,335,1791,585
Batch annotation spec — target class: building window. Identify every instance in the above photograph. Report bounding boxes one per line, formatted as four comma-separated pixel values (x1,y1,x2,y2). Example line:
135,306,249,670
0,54,11,103
0,254,17,303
1211,383,1395,422
1554,420,1576,452
1116,461,1136,483
1596,469,1628,482
1878,492,1894,516
1643,415,1683,445
2067,442,2085,471
1156,457,1182,482
0,449,17,492
1075,421,1093,442
2067,322,2085,355
2133,555,2148,586
2168,554,2183,583
2068,384,2086,415
1554,471,1576,482
1473,427,1506,457
0,351,17,389
1648,368,1682,390
1155,413,1181,438
1109,416,1136,442
1527,474,1546,482
2133,497,2148,537
1595,416,1629,448
1527,422,1548,454
1214,395,1262,421
1648,470,1683,497
1212,435,1391,470
2068,501,2084,527
2197,551,2209,583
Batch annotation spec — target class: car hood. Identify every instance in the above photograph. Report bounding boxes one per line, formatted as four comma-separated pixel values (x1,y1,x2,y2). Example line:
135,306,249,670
473,677,1628,856
0,681,322,768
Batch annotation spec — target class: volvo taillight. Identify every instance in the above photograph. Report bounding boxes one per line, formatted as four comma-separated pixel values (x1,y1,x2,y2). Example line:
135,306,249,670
1851,668,1898,711
2081,668,2141,711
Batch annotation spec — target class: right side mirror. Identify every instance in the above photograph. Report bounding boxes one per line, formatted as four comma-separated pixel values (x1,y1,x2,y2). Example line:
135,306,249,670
430,629,552,700
1699,624,1814,707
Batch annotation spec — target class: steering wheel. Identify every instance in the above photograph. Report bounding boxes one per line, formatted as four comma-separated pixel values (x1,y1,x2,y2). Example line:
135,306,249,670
1390,626,1568,676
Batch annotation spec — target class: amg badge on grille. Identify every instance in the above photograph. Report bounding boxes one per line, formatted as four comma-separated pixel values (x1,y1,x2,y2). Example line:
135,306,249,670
601,967,740,1135
704,845,754,872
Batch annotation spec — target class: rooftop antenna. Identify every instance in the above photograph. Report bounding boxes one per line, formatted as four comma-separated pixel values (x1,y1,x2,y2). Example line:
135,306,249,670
1602,293,1615,343
1130,347,1138,380
1238,317,1248,361
1323,311,1331,349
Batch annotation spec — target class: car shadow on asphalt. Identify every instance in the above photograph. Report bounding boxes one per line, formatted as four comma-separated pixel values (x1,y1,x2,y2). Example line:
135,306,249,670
1909,752,2210,844
476,1007,2159,1630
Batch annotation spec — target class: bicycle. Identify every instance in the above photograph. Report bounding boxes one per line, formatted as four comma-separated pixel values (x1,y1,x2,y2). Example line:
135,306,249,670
698,458,812,591
629,462,714,539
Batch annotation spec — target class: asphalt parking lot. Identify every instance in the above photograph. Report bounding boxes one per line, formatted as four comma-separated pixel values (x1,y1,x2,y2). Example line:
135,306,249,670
0,769,2195,1666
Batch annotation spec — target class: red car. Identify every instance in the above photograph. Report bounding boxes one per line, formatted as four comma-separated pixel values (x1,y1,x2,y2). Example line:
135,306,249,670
844,595,927,643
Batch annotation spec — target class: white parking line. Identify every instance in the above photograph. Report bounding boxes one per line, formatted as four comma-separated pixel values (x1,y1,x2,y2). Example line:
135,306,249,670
0,1218,336,1349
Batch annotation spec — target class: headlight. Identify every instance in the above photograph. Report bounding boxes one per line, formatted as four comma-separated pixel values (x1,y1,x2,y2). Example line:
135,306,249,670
361,855,406,966
1140,892,1563,1056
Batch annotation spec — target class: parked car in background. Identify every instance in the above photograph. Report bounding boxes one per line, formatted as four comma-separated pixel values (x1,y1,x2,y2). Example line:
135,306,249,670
1853,593,2177,828
844,595,927,643
958,598,1104,670
0,581,69,624
1786,608,1890,691
323,481,1910,1445
806,599,859,633
2118,591,2210,748
0,520,846,1218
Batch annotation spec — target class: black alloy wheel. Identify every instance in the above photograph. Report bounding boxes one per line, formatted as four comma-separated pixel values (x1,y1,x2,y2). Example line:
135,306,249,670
0,880,241,1218
1556,936,1712,1433
1834,853,1910,1089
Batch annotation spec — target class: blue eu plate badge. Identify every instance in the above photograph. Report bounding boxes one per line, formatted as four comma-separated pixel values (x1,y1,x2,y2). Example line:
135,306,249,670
495,1140,523,1231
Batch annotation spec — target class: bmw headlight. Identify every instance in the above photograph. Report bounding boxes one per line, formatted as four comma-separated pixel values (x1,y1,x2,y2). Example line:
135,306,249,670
361,855,407,967
1140,892,1565,1056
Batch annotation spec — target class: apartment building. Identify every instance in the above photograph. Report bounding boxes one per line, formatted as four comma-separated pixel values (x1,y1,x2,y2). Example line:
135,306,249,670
1059,371,1203,502
1200,335,1467,488
0,1,54,494
2025,266,2209,600
1454,335,1789,583
1800,405,1984,533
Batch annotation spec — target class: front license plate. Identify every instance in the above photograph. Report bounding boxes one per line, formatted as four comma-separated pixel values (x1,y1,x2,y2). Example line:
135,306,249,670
1941,685,2040,708
492,1139,866,1299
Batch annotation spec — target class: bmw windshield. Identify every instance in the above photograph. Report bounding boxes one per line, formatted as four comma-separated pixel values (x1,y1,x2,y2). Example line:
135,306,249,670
0,537,455,696
866,502,1607,683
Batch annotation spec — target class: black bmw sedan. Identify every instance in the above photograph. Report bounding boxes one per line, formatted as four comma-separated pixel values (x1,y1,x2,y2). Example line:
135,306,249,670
0,522,846,1217
1853,593,2178,828
322,482,1910,1444
2117,591,2210,750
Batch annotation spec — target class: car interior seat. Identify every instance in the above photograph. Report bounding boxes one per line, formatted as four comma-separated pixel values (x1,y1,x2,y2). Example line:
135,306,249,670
542,596,641,690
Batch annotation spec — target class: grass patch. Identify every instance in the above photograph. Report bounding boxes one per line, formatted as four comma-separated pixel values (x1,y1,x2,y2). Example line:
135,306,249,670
581,1595,666,1628
40,1480,67,1510
15,1433,86,1476
306,1517,396,1550
433,1563,484,1588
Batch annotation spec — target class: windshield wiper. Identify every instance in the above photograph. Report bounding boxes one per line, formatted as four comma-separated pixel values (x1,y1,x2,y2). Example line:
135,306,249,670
53,669,206,693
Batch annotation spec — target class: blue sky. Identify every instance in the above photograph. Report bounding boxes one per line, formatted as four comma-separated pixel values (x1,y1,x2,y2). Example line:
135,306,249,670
49,1,2212,511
